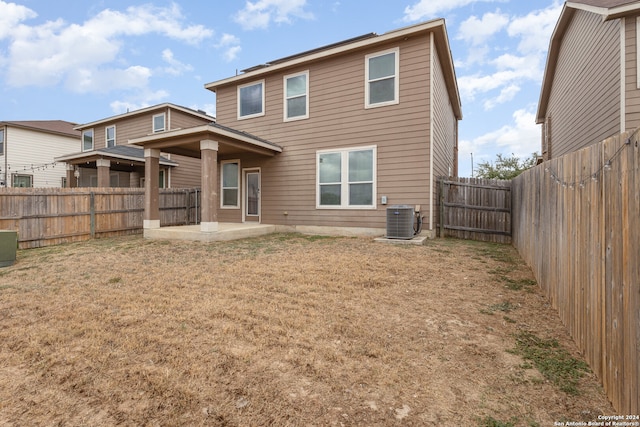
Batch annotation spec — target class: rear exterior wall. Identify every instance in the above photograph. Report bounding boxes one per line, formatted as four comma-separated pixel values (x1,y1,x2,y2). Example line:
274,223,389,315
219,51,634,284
214,33,440,230
545,10,620,159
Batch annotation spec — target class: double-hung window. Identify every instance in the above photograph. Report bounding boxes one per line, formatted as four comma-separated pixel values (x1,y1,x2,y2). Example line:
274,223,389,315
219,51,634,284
106,125,116,148
238,80,265,119
153,113,166,133
365,48,399,108
221,160,240,208
317,146,376,208
284,71,309,121
0,128,4,155
82,129,94,151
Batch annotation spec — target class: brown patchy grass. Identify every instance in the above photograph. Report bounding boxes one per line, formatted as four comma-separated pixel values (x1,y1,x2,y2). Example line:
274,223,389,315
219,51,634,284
0,234,612,426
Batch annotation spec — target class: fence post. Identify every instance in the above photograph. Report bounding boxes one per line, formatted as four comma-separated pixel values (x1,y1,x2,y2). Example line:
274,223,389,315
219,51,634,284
90,192,95,238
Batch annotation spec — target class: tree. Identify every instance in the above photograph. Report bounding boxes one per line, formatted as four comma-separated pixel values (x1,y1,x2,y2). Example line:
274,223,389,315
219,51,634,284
474,153,538,180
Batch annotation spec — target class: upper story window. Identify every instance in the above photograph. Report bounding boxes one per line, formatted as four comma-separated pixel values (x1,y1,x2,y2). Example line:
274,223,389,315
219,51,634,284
365,48,399,108
82,129,94,151
221,160,240,208
106,125,116,148
153,113,166,133
238,80,265,119
317,146,376,209
0,128,4,155
284,71,309,121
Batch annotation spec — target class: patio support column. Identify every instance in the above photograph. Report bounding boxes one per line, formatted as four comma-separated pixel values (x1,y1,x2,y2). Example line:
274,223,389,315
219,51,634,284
96,159,110,187
144,148,160,229
200,140,219,232
66,164,77,188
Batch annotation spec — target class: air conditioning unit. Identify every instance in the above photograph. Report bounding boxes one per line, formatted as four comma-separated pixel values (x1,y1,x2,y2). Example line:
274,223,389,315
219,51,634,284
386,205,415,239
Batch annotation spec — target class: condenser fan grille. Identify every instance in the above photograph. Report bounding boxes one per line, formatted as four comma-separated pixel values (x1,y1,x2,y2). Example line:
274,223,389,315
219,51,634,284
386,205,415,239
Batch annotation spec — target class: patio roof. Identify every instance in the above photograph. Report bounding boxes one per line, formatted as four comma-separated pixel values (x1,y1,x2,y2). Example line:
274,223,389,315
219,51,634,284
128,122,283,158
55,144,177,167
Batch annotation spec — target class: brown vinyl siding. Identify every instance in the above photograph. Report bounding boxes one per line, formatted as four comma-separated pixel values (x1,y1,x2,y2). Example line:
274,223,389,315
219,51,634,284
215,34,435,229
168,154,201,187
625,15,640,129
431,36,457,179
546,10,620,158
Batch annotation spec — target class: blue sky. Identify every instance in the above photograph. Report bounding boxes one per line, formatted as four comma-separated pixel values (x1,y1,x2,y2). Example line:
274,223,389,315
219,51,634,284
0,0,563,177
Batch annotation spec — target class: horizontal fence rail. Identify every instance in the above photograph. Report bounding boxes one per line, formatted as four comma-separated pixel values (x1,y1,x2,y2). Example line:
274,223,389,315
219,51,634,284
512,130,639,413
0,187,200,248
438,177,512,244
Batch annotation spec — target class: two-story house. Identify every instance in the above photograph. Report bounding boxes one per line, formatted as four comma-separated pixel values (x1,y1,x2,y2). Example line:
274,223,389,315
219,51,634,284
129,20,462,238
55,103,214,188
537,0,640,160
0,120,80,187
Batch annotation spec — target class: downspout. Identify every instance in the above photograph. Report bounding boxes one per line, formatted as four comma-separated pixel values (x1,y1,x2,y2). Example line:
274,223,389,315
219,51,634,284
621,17,626,132
429,32,435,230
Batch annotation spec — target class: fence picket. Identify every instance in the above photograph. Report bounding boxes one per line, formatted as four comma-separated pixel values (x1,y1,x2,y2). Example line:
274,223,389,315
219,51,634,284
0,187,200,248
512,130,639,413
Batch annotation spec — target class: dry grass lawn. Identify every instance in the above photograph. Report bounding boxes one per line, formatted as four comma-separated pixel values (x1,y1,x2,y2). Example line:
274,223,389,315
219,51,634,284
0,233,613,426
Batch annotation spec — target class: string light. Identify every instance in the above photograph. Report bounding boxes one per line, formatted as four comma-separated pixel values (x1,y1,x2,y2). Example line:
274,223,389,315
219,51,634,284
545,136,633,189
0,161,63,173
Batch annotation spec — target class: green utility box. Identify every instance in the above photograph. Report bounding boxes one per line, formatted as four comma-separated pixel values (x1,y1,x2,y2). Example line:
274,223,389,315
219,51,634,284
0,230,18,267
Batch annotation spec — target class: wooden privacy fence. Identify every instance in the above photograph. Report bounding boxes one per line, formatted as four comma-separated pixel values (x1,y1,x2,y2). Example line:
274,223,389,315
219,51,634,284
438,177,512,244
512,130,639,413
0,187,201,248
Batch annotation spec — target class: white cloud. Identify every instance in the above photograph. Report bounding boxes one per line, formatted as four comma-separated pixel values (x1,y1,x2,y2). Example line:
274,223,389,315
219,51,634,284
234,0,314,30
161,49,193,76
459,108,540,175
2,3,213,92
457,11,509,46
508,2,562,55
455,3,562,109
69,66,152,94
223,46,242,62
215,33,242,62
403,0,501,21
110,89,170,114
483,84,520,110
0,1,36,39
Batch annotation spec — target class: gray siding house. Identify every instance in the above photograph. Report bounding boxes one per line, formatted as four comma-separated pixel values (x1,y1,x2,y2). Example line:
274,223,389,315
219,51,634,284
537,0,640,160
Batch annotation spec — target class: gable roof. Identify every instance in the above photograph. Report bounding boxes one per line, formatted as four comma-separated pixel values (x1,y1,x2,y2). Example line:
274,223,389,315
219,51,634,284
536,1,640,123
205,20,462,120
74,103,214,131
567,0,640,20
0,120,80,138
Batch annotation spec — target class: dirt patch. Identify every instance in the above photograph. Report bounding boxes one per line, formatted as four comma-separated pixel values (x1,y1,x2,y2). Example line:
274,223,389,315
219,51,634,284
0,234,613,426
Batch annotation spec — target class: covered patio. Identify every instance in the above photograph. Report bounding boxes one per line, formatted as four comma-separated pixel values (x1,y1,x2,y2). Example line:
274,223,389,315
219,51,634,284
128,123,282,239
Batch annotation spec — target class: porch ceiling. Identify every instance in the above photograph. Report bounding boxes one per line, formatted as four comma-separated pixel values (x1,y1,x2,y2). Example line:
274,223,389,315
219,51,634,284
127,123,283,158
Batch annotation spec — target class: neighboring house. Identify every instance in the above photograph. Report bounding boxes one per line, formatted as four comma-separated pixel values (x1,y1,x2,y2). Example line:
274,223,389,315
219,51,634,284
55,103,214,188
130,20,462,237
537,0,640,160
0,120,80,188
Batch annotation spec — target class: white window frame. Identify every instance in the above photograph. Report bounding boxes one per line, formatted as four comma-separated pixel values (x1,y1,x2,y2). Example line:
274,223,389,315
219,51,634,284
316,145,377,209
82,129,94,152
152,113,166,133
12,173,32,188
237,80,265,120
365,47,400,109
0,128,4,155
220,159,241,208
106,125,116,148
283,70,309,121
